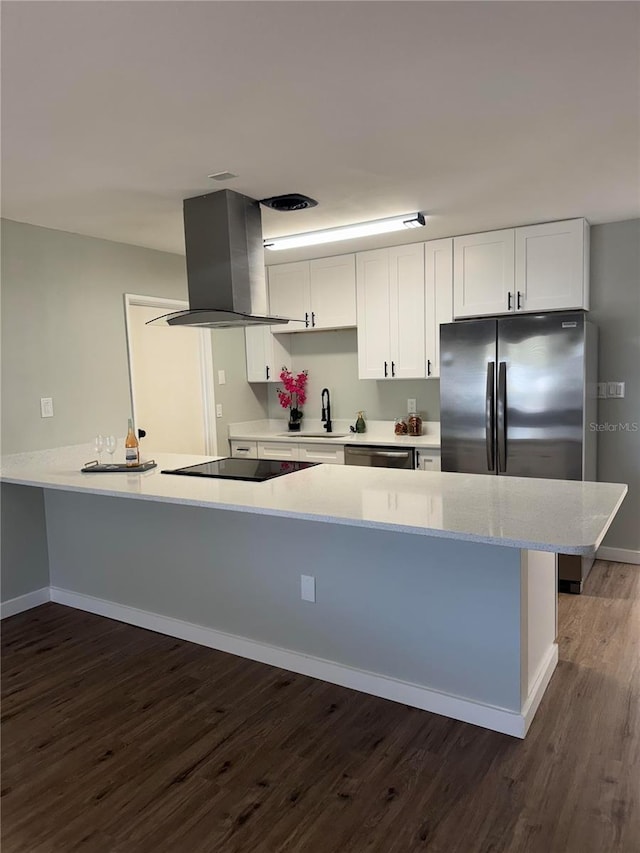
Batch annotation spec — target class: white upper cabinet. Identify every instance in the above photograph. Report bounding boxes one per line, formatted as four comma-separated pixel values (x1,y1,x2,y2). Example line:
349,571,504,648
453,219,589,319
356,249,391,379
356,243,426,380
388,243,426,379
453,229,515,318
245,325,290,383
309,255,357,329
268,262,309,332
424,238,453,378
267,255,356,332
515,219,589,313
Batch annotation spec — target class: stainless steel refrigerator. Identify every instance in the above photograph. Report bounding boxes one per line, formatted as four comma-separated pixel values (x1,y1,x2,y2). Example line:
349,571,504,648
440,312,598,593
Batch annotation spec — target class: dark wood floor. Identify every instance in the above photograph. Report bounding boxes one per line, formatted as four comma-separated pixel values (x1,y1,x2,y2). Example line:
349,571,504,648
1,561,638,853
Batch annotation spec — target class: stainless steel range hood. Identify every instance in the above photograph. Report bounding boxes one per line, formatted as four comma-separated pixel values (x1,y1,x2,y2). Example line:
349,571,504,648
148,189,290,329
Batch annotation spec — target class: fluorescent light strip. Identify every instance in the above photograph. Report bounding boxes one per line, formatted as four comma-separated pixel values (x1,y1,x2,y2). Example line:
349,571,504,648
264,213,426,251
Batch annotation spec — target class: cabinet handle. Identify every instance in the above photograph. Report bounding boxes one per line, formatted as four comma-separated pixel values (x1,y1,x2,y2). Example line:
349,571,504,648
311,312,316,327
517,291,523,310
384,361,388,377
304,312,309,328
427,359,431,376
391,361,396,377
266,365,270,380
508,292,513,311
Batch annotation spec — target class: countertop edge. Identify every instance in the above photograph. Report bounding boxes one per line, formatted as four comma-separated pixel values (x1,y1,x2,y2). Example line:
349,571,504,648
1,471,622,556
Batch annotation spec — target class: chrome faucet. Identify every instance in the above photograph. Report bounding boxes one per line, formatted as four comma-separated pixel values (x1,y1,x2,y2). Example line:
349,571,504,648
321,388,332,433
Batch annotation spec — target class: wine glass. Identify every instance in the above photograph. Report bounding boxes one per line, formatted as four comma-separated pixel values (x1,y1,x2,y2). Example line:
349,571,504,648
105,435,117,466
94,434,105,465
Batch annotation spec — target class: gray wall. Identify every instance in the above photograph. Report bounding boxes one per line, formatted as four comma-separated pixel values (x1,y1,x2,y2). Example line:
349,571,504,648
267,329,440,424
211,328,268,454
590,220,640,552
1,484,49,600
46,489,524,710
0,219,268,456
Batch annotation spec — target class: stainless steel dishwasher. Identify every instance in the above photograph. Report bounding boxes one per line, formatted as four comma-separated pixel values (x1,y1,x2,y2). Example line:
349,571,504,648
344,445,416,469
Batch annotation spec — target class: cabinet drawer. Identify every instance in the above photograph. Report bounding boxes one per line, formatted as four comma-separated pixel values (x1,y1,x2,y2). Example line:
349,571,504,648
298,444,345,465
230,441,258,459
257,441,300,461
416,449,441,471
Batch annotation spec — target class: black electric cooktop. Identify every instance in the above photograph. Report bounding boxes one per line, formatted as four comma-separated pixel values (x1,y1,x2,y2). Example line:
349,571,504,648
161,458,319,483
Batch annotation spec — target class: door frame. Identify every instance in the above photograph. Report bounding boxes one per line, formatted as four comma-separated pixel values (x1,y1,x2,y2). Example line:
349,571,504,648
123,293,217,455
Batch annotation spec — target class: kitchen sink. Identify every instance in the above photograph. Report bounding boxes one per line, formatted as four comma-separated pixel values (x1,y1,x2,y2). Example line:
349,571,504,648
276,432,349,439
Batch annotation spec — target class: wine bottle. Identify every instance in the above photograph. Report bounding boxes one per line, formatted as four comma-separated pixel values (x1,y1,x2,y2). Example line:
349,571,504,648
125,418,140,467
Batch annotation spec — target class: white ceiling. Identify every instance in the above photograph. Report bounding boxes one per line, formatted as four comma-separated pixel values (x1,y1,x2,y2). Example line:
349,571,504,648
2,1,639,260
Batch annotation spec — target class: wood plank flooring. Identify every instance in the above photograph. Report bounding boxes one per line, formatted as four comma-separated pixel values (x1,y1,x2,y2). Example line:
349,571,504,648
1,560,638,852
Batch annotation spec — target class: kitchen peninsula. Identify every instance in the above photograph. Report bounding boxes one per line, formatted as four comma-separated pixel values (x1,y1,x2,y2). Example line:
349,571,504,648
0,446,626,738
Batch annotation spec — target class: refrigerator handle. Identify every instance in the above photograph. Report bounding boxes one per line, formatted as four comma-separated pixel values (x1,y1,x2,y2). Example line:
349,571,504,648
485,361,495,471
497,361,507,472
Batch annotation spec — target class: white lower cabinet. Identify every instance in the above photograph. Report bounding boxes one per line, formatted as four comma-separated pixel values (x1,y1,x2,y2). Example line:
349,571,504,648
298,444,345,465
257,441,300,461
230,440,258,459
416,449,441,471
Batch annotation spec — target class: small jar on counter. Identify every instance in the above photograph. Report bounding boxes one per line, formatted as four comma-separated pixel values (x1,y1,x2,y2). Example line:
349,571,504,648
407,412,423,436
394,417,408,435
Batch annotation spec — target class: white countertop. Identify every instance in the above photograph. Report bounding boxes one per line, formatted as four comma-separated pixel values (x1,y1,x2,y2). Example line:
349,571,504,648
0,445,626,555
228,419,441,448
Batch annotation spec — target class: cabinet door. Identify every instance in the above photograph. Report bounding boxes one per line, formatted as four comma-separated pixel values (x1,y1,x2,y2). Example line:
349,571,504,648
297,443,345,465
356,249,391,379
230,441,258,459
389,243,426,379
453,230,515,318
515,219,588,313
257,441,299,461
425,238,453,378
309,255,356,329
416,449,441,471
245,326,269,382
268,262,310,332
245,326,290,382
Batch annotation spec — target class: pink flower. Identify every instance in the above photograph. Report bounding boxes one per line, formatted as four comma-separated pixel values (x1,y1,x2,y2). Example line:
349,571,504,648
277,368,309,412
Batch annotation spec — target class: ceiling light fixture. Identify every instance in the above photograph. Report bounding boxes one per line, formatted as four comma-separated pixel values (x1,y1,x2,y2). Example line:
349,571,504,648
264,213,426,251
207,171,237,181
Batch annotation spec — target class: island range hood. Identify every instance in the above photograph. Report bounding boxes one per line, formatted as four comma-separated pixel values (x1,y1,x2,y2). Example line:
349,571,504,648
148,189,291,329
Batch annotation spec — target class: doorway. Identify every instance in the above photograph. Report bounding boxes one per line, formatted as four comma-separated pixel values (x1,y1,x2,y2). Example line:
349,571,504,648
124,294,217,455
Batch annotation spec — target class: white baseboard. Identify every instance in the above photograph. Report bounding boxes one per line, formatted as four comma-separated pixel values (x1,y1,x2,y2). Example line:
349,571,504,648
521,644,559,737
596,547,640,565
0,587,50,620
50,586,532,738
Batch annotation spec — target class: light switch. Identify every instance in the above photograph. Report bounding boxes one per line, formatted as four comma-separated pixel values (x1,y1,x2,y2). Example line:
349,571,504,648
217,370,226,385
216,404,223,418
300,574,316,603
40,397,54,418
607,382,625,399
596,383,607,399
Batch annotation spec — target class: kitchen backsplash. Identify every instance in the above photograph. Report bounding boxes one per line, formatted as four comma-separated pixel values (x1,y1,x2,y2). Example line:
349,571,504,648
266,329,440,423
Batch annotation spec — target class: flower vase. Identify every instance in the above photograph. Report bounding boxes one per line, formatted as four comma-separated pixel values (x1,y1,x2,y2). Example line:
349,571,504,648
288,408,302,432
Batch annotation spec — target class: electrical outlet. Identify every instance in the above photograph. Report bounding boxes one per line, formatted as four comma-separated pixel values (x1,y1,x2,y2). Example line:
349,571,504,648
217,370,226,385
408,398,417,413
40,397,54,418
216,403,223,418
300,574,316,603
596,383,607,399
607,382,625,399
